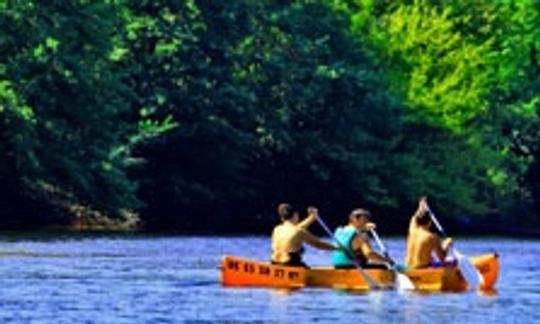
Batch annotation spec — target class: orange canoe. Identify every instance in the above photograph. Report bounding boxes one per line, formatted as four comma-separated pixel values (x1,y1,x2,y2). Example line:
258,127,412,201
220,253,499,292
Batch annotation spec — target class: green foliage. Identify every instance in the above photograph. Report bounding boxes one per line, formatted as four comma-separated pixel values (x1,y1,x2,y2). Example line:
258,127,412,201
335,0,540,221
0,1,139,214
356,0,493,132
1,0,540,231
116,0,414,230
440,0,540,216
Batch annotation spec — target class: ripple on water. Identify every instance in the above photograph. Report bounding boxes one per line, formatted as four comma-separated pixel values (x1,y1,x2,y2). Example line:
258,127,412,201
0,236,537,322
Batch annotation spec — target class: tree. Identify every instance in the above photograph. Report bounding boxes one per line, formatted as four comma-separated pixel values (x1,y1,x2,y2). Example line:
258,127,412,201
340,0,539,218
0,1,138,222
120,0,411,231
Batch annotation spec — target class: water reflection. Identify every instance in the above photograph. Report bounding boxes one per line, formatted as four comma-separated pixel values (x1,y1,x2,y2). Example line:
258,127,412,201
479,289,498,296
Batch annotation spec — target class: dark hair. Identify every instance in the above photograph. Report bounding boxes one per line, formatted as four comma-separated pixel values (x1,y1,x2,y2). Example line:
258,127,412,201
278,203,295,220
416,213,432,226
350,208,371,220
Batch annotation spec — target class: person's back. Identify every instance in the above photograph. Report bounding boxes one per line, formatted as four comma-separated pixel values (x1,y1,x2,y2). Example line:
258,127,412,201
271,222,304,264
271,204,335,267
406,226,438,269
332,209,391,269
406,197,452,269
332,225,362,268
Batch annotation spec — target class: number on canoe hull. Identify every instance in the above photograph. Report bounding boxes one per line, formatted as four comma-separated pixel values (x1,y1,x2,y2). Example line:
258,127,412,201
244,263,256,274
259,265,271,275
227,260,240,271
227,259,299,280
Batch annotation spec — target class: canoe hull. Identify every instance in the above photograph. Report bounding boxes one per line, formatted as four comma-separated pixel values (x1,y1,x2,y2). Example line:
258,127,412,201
221,256,306,289
220,253,499,292
307,267,395,290
406,253,499,291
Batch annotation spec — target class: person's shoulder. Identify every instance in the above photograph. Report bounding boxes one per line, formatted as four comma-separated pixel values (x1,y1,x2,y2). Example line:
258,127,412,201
272,223,284,232
423,231,440,243
416,228,434,240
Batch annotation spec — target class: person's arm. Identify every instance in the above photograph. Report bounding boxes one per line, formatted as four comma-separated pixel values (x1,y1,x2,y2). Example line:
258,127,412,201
298,207,318,229
433,235,453,261
409,197,428,233
302,230,335,251
353,234,392,264
362,243,392,264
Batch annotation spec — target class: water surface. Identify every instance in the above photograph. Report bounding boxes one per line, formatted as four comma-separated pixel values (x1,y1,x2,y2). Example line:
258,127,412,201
0,235,537,323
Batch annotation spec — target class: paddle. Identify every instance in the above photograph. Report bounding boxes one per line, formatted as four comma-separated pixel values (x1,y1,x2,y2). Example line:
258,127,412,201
314,215,381,290
425,205,484,290
368,228,415,290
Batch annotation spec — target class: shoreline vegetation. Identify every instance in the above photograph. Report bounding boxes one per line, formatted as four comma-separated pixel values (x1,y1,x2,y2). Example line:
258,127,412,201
2,1,540,236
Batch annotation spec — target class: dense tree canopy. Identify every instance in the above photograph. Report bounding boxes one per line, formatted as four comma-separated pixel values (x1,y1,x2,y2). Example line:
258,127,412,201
0,2,138,226
1,0,539,233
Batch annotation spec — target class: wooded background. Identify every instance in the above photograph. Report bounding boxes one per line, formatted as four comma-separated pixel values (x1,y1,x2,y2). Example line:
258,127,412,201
1,1,540,234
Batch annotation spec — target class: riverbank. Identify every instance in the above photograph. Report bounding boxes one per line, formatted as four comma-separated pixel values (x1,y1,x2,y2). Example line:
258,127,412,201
1,184,538,237
0,183,140,232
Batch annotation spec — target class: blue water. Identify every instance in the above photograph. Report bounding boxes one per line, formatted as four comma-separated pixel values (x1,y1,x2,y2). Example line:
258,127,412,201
0,235,537,323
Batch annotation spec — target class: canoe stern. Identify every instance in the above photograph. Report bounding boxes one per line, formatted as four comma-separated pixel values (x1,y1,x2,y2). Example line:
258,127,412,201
471,253,500,291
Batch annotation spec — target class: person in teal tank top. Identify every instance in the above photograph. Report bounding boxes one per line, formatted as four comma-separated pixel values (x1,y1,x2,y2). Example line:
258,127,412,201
332,209,392,269
332,226,362,267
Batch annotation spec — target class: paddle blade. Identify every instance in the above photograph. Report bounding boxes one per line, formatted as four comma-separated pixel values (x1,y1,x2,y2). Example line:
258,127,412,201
396,273,415,290
454,249,484,290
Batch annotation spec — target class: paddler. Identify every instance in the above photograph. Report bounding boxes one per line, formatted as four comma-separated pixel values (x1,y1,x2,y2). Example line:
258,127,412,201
406,197,454,269
271,203,336,268
332,208,393,269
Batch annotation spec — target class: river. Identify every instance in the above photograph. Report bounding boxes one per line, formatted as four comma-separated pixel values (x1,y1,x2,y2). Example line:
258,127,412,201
0,234,537,323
